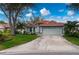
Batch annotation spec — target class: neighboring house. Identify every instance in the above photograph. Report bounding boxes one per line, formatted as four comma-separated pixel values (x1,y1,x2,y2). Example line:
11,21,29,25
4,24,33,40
26,20,64,35
0,24,10,32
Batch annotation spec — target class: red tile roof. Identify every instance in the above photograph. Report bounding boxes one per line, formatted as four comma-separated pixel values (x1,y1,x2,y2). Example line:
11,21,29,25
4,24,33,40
39,20,64,27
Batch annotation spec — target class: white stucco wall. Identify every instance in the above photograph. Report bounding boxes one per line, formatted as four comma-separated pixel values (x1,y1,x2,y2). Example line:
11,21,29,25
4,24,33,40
35,26,43,34
26,26,64,35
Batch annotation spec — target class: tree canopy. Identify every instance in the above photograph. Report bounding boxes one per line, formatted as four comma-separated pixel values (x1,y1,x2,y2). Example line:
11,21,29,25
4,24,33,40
0,3,34,35
68,3,79,11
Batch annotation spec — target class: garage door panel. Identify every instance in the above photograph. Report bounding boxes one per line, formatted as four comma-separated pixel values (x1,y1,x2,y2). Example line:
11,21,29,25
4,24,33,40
42,27,63,35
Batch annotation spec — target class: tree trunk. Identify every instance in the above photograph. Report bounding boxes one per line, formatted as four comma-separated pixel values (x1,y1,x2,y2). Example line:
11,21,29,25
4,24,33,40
9,11,16,36
12,18,16,35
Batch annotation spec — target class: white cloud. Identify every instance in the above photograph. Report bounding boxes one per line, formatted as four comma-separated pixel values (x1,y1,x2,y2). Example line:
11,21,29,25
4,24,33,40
57,16,61,19
49,16,54,19
62,16,76,22
71,16,74,19
46,16,66,23
63,16,69,20
48,18,67,23
28,9,37,13
0,10,4,14
77,18,79,21
67,10,75,16
40,8,50,16
58,9,64,12
31,10,37,14
45,16,66,23
62,16,70,23
56,20,67,23
28,9,33,13
49,16,61,19
26,13,32,17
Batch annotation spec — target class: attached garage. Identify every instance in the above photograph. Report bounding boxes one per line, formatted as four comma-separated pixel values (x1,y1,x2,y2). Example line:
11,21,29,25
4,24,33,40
42,26,64,35
39,20,64,36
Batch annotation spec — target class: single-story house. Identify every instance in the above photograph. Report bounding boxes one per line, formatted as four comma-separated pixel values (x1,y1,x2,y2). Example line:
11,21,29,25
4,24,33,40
26,20,64,36
0,24,10,32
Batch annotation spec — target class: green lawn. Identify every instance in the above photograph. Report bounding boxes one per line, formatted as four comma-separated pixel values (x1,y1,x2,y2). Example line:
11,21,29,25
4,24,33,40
64,36,79,46
0,34,38,50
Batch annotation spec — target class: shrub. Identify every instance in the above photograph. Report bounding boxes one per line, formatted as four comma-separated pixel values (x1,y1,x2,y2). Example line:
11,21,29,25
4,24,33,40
64,32,79,38
3,29,11,36
0,30,12,43
0,34,6,42
0,31,3,34
74,32,79,38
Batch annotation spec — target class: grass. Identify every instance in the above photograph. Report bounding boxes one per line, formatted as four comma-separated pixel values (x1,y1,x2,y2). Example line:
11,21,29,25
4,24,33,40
0,34,38,50
64,36,79,46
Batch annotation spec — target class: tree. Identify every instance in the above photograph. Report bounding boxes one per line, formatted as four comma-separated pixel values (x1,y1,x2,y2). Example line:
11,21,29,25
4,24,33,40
64,4,79,37
64,21,78,36
29,16,43,34
0,3,33,35
16,21,25,30
33,16,43,33
16,20,26,34
68,3,79,10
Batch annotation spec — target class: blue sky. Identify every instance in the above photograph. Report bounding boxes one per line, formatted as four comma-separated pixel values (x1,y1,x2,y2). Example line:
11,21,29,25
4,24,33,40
0,3,79,23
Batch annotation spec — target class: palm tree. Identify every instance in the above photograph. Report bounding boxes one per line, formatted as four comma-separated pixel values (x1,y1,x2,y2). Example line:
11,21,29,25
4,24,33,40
64,21,78,35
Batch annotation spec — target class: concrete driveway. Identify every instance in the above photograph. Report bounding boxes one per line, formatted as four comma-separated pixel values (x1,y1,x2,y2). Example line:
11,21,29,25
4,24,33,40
0,35,79,55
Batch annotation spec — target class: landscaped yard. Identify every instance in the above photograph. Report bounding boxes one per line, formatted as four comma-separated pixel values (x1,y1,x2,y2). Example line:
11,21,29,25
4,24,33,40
0,34,38,50
64,20,79,46
64,36,79,46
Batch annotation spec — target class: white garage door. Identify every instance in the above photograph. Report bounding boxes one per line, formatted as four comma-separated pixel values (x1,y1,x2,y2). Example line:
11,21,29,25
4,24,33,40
42,27,63,35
